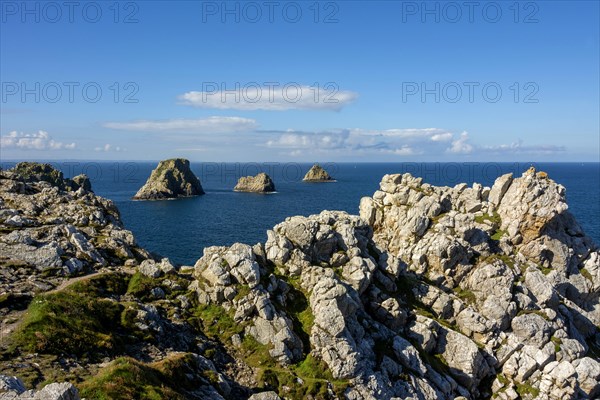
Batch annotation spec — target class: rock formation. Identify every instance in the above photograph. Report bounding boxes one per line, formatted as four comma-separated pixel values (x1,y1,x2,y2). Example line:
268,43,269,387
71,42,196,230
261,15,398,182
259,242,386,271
0,163,149,297
303,164,335,182
133,158,204,200
234,173,275,193
1,164,599,400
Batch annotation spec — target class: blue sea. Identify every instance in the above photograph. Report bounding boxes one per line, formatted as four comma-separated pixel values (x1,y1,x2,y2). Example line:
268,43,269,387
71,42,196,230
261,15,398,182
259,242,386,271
2,161,599,266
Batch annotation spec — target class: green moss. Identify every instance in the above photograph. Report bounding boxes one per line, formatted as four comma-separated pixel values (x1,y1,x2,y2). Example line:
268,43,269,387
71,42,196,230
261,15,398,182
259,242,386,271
203,348,216,359
491,229,507,241
475,212,501,225
234,285,251,300
539,265,553,275
515,382,540,398
453,286,476,304
202,369,220,384
580,268,593,281
551,336,562,353
517,309,549,321
496,373,509,386
483,253,515,269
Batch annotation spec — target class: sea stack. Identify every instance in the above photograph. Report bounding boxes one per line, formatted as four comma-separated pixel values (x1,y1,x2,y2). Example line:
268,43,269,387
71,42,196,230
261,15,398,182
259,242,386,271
303,163,334,182
133,158,204,200
234,172,275,193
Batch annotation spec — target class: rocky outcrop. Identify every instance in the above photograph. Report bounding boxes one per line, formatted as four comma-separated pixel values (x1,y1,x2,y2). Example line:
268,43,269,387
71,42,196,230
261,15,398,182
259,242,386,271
0,163,148,296
2,163,599,400
303,164,335,182
234,173,275,193
359,167,600,399
133,158,204,200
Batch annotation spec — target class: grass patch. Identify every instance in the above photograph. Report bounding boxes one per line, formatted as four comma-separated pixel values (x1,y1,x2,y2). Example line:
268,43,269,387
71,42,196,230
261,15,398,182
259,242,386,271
126,272,159,301
271,270,314,353
190,304,243,341
13,292,120,357
79,356,188,400
253,353,349,399
11,273,138,359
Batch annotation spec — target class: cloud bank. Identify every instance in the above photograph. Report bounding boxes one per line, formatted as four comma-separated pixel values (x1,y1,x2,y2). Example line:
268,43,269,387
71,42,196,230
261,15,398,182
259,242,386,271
264,129,566,157
103,117,258,134
0,131,76,150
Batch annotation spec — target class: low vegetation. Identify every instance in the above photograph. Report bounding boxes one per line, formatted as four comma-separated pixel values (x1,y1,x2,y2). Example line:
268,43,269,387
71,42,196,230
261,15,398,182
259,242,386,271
11,273,134,359
79,355,195,400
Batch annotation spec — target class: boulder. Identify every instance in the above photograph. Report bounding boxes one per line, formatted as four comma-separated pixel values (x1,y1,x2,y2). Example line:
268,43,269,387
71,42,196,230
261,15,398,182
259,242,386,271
71,174,92,192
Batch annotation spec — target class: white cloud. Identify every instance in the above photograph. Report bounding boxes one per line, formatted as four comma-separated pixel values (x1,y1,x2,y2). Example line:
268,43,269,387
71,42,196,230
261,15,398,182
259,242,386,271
481,140,566,154
447,131,474,154
95,144,123,152
179,85,357,111
264,128,441,156
0,130,76,150
356,128,453,141
431,132,453,142
446,132,566,155
103,117,258,134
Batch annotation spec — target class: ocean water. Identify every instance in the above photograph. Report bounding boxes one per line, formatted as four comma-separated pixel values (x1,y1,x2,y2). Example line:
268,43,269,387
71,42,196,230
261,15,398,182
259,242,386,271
2,161,599,266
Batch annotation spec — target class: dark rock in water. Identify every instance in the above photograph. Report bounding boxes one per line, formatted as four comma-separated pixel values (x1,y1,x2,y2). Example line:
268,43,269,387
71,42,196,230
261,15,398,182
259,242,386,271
303,164,334,182
133,158,204,200
234,173,275,193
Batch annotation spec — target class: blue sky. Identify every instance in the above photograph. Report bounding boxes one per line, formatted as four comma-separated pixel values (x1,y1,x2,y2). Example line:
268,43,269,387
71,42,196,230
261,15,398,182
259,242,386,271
1,0,599,162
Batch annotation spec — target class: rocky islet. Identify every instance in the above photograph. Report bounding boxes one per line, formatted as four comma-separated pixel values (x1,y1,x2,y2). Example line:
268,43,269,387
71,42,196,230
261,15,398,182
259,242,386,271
303,164,335,182
234,173,276,193
133,158,204,200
